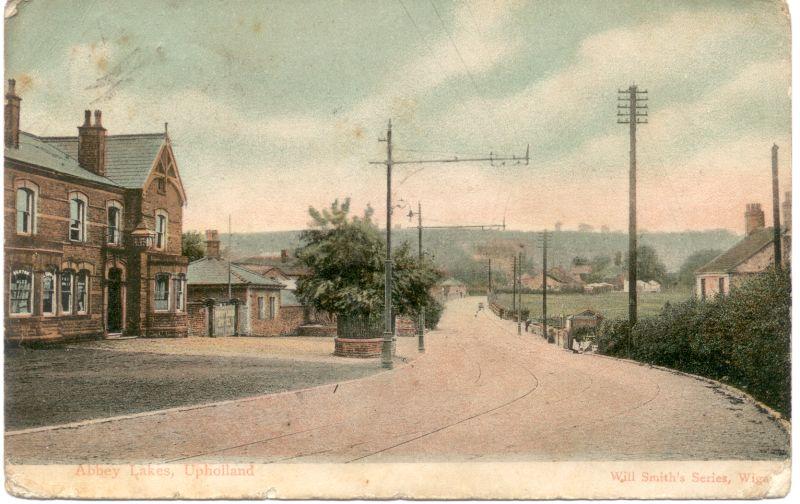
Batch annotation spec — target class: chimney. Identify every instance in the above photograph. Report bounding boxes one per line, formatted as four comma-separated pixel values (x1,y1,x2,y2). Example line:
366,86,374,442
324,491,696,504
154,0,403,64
783,191,792,232
205,230,221,259
281,249,289,262
745,203,765,236
78,109,107,176
5,79,21,149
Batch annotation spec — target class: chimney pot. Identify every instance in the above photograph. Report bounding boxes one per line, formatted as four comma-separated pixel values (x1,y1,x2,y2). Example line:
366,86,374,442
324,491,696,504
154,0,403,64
93,109,103,128
7,79,15,94
83,110,91,126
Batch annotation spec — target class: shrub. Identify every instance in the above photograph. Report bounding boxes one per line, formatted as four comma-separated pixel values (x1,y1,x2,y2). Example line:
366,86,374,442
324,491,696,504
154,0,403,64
424,299,445,330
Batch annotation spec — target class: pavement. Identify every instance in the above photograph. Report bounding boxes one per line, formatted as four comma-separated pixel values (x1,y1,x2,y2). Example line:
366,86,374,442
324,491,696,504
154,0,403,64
5,297,790,463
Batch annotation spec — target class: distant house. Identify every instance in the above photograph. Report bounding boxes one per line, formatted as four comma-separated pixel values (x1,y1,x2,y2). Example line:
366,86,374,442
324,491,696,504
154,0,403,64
694,201,790,299
523,268,581,292
623,279,661,293
187,230,305,337
570,264,592,282
583,282,614,294
439,278,468,300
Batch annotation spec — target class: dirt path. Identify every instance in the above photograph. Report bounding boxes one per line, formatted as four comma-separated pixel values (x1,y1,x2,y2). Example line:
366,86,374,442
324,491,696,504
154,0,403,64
5,297,789,463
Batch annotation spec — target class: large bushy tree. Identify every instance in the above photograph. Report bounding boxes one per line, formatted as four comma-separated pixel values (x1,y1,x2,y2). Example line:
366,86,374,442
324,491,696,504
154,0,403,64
624,245,667,283
296,198,442,318
677,249,722,286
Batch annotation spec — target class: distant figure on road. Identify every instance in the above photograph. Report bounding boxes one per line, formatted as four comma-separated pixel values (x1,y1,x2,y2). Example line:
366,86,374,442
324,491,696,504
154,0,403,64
475,302,484,317
525,318,531,332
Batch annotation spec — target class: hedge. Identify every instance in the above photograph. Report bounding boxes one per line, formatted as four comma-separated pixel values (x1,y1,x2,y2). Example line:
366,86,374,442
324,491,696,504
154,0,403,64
595,266,791,417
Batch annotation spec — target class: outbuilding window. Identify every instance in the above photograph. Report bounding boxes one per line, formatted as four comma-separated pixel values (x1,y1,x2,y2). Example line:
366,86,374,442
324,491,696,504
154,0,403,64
258,296,265,320
154,273,170,311
269,296,277,320
10,269,33,315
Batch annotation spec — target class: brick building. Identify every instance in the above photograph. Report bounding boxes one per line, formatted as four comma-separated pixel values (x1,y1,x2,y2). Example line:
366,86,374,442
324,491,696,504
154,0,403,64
4,79,189,342
187,230,304,337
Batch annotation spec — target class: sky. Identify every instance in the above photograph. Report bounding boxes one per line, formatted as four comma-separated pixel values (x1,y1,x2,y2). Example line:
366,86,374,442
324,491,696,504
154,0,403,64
4,0,792,234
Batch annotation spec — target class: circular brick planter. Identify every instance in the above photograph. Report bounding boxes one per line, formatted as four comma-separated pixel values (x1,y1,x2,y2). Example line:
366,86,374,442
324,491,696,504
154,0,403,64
333,337,383,358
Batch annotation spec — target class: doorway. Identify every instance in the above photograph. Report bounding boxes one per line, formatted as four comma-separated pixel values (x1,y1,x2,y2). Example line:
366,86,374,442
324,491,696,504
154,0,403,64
107,268,124,333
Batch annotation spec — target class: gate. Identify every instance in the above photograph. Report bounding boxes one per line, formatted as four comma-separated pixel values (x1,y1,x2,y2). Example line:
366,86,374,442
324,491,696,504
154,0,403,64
212,302,237,337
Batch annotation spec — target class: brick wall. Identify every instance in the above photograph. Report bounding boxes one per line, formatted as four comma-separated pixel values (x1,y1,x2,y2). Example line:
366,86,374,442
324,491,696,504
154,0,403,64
333,337,382,358
187,301,208,337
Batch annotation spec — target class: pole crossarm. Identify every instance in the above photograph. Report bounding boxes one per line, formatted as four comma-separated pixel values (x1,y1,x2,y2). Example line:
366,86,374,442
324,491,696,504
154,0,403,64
420,224,505,230
370,144,529,166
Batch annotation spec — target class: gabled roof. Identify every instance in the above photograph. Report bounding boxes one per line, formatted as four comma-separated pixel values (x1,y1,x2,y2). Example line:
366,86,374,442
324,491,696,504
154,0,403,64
5,132,121,187
41,133,166,189
188,257,285,288
695,227,775,274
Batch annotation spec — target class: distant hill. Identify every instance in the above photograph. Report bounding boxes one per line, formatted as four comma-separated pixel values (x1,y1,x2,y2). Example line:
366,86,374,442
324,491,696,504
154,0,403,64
213,228,740,283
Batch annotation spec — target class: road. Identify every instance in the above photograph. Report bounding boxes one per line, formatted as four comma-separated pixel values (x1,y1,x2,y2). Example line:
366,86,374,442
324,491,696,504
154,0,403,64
5,297,789,464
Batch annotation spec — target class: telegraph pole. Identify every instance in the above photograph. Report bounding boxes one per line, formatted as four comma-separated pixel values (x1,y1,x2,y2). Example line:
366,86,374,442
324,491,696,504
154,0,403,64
227,214,232,300
416,202,425,352
512,255,517,316
541,230,549,343
618,85,648,325
771,144,782,270
370,121,527,368
488,258,492,294
517,251,522,335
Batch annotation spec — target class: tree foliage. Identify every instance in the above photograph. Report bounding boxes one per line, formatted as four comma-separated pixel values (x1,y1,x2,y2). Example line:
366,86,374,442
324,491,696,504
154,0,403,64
296,199,443,319
677,249,722,286
624,245,667,283
181,231,206,262
596,267,791,417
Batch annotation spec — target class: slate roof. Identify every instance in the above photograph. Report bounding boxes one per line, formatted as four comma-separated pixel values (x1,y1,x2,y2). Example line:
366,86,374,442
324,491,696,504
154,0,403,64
237,256,311,277
5,132,121,187
188,257,285,288
695,227,775,274
41,133,166,188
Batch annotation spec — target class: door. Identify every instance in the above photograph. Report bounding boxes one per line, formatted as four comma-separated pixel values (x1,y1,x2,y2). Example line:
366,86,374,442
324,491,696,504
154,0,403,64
107,268,123,333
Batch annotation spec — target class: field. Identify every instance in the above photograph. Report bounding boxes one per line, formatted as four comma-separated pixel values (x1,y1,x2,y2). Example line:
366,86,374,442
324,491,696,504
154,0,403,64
493,288,693,320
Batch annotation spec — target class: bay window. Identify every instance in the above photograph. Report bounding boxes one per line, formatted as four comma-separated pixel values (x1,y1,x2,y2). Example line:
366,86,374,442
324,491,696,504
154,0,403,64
61,270,74,313
10,269,33,315
174,275,185,312
76,271,88,314
42,271,56,316
155,273,170,311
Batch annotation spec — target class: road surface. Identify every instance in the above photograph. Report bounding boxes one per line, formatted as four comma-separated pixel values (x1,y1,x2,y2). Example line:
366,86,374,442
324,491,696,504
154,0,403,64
5,297,789,463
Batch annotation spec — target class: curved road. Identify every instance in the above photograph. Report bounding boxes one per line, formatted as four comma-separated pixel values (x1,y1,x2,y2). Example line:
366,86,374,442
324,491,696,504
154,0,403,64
5,297,789,463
